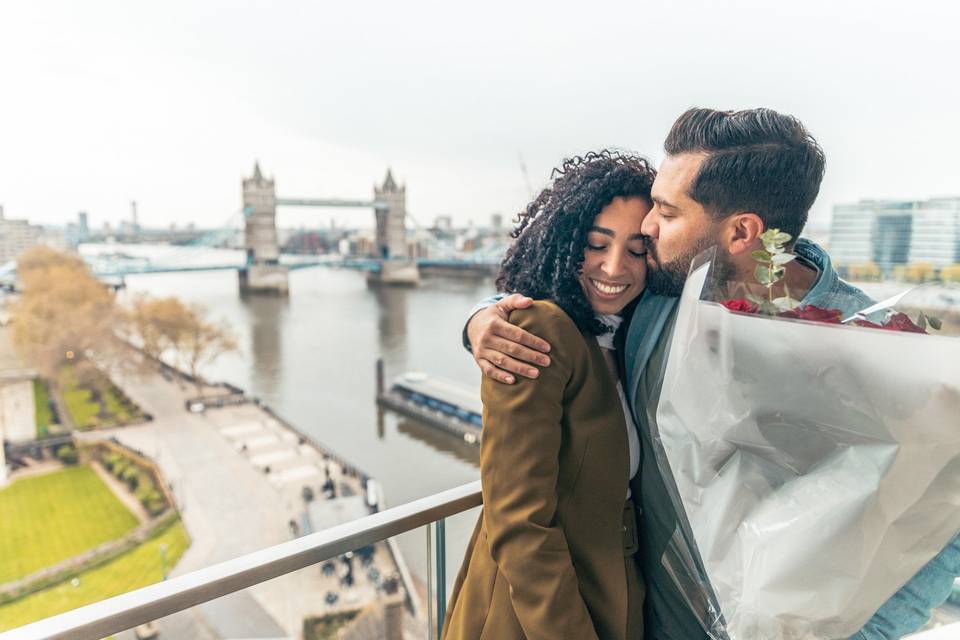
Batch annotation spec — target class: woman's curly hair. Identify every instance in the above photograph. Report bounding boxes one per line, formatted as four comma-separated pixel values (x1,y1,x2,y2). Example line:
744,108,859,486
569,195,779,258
496,150,657,335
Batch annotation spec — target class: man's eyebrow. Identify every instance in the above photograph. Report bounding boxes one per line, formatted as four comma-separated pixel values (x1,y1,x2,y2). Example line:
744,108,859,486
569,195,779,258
652,196,677,209
589,226,644,241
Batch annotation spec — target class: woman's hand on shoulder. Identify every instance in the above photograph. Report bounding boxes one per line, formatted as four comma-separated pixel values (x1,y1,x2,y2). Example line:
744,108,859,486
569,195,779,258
467,294,553,385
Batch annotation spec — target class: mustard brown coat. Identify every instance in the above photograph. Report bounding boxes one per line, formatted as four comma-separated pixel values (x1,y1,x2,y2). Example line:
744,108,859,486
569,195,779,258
442,301,643,640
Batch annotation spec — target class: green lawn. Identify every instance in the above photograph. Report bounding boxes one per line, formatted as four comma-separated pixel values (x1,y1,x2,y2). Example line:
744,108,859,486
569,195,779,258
62,386,100,429
0,519,190,632
0,465,139,584
33,378,57,438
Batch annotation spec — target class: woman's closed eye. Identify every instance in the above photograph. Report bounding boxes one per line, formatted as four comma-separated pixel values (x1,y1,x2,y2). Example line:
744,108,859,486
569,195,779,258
587,243,646,258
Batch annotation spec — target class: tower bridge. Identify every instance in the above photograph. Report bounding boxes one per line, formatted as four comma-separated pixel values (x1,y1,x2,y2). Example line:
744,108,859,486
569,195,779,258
240,162,418,295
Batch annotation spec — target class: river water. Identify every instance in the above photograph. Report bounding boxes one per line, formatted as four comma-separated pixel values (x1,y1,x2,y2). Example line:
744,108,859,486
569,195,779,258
83,244,493,591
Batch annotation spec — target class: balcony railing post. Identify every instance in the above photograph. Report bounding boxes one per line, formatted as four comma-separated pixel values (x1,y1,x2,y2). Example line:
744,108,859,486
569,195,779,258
435,518,447,637
426,524,435,640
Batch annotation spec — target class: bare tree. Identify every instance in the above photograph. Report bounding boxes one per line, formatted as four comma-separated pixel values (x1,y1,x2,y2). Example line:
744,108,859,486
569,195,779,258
124,295,238,395
125,295,194,363
176,303,239,397
12,247,118,379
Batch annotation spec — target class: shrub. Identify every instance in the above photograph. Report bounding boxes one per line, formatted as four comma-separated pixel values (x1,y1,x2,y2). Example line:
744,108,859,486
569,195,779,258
102,452,123,472
111,459,130,478
55,444,79,465
120,465,139,489
135,475,155,501
143,491,167,516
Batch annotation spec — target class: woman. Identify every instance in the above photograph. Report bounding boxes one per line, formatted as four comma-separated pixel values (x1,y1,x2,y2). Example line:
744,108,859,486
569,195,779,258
442,150,656,640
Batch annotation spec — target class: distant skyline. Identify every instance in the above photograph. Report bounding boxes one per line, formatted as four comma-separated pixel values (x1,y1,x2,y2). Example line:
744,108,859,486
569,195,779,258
1,1,958,232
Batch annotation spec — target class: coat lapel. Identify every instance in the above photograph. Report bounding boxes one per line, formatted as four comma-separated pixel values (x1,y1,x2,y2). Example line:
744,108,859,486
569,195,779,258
626,294,678,410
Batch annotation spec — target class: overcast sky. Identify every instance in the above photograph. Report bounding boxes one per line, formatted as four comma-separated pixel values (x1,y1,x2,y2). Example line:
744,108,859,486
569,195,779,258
1,1,958,232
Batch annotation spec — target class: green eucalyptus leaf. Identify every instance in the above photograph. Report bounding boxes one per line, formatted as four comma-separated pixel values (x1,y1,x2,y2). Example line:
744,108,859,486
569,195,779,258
774,231,793,245
773,296,801,310
755,265,773,285
746,292,765,304
772,253,797,265
929,316,943,330
751,250,772,263
759,301,780,316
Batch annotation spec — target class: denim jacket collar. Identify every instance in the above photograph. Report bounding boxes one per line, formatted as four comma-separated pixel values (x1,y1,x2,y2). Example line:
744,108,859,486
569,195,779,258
794,238,875,319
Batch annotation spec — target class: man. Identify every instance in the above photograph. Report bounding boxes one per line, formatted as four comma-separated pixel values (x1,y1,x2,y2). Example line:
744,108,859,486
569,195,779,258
464,107,960,639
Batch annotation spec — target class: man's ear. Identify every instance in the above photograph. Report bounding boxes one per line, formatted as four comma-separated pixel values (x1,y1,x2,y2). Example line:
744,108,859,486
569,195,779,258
720,213,764,256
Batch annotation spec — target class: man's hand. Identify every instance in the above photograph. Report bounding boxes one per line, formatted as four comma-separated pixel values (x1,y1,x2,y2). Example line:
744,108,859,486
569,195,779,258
467,294,552,384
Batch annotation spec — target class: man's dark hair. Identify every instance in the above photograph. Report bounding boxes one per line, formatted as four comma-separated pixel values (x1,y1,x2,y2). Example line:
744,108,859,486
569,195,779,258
496,149,656,335
664,107,825,239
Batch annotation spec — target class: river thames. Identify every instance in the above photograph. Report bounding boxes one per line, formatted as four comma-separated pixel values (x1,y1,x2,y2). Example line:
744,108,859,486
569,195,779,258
94,245,495,592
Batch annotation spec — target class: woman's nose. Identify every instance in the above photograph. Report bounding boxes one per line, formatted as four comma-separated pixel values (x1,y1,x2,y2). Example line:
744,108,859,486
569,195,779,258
602,250,626,277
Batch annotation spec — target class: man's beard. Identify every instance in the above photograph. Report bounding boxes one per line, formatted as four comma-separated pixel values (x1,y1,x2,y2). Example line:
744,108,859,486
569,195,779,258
646,238,736,298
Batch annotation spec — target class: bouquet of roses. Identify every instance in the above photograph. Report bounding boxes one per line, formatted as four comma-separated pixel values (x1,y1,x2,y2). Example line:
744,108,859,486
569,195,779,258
653,235,960,639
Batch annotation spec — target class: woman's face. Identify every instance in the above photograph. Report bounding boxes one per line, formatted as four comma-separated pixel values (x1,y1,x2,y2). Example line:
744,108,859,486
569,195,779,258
578,196,651,315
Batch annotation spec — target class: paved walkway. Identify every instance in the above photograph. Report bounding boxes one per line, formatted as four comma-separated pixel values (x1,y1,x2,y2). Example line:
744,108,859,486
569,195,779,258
96,358,407,638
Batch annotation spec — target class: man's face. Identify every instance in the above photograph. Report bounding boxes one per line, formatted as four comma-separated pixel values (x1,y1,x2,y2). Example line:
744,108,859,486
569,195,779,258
642,153,726,296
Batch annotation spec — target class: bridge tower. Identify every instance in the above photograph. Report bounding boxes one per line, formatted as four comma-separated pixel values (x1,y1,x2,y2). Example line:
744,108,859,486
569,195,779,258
239,162,289,295
370,169,419,286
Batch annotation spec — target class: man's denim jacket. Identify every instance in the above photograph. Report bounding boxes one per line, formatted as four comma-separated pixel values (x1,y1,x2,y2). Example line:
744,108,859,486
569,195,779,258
470,238,960,638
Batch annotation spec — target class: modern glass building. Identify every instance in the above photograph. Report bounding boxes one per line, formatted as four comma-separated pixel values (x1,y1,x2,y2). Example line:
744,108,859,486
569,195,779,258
829,197,960,273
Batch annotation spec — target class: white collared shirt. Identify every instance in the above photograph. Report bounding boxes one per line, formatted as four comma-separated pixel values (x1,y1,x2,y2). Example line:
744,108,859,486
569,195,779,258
597,315,641,500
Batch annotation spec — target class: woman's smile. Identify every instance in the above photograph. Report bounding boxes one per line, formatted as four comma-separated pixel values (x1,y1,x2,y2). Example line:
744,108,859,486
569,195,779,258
587,277,631,298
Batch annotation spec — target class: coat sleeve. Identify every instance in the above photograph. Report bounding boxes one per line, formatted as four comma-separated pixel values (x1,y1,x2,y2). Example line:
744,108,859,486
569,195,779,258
479,303,600,640
850,532,960,640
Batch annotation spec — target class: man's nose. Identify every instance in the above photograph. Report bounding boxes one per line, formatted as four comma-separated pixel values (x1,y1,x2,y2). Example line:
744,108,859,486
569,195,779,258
641,214,658,238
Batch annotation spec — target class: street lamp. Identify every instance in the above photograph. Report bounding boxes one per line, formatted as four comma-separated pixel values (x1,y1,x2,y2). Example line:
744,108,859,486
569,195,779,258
159,543,168,580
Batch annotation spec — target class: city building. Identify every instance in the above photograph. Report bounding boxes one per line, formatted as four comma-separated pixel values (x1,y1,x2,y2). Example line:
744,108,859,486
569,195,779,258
829,197,960,273
0,205,44,263
0,328,37,486
78,211,89,238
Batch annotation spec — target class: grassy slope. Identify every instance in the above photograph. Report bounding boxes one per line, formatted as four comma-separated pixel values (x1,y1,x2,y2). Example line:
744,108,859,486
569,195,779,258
0,519,190,631
62,386,100,429
0,465,139,583
59,365,142,429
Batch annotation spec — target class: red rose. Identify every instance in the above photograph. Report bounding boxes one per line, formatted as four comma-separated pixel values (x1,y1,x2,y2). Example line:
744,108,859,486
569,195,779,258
779,305,843,324
722,299,759,314
880,312,927,334
853,313,927,333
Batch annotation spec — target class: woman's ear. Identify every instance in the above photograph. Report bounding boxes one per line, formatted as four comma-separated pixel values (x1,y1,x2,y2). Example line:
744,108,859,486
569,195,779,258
720,213,765,256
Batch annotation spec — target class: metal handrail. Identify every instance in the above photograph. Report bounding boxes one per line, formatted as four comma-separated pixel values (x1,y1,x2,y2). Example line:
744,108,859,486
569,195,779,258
0,481,482,640
4,477,957,640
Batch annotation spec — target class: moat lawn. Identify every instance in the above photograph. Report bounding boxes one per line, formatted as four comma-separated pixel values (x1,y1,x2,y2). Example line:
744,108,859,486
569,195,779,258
0,518,190,631
0,465,139,584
